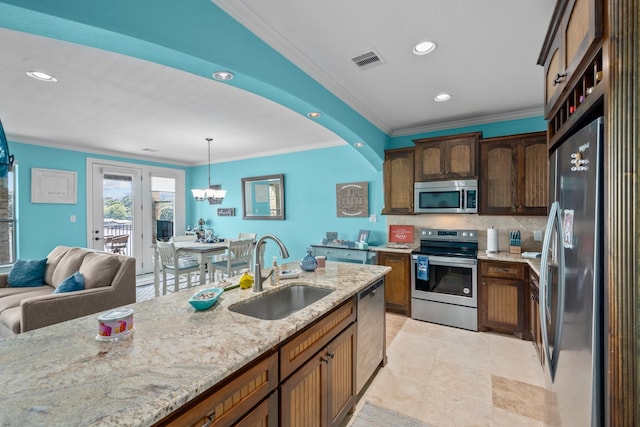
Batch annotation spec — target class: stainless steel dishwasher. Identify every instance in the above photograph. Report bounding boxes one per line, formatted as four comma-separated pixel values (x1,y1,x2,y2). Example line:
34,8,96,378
356,279,385,393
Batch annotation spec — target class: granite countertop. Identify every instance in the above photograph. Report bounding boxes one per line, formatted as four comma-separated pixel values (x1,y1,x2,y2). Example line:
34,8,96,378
369,245,417,254
477,251,542,276
0,261,390,427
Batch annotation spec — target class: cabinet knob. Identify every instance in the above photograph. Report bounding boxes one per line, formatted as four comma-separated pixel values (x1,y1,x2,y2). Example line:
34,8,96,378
553,72,567,86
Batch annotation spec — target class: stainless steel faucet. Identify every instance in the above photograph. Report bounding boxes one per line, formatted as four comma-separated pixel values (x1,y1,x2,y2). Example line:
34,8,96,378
253,234,290,292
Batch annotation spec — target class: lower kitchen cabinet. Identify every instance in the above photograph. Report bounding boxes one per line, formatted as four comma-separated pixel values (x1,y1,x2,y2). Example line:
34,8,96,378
280,322,356,427
528,269,544,367
377,251,411,316
235,392,279,427
154,298,360,427
157,351,279,427
478,260,526,338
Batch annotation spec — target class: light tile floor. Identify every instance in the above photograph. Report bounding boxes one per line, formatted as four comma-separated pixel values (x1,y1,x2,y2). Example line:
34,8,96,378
354,313,549,427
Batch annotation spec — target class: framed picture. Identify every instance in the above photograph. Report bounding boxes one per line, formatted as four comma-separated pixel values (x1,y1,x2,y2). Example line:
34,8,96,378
357,229,370,243
31,168,77,204
336,182,368,217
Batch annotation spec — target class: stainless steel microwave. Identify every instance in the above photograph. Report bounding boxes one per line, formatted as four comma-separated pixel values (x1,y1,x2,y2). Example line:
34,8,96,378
414,179,478,214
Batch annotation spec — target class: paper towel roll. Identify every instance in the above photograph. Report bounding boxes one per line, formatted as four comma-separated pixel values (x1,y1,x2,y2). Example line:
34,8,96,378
487,228,499,253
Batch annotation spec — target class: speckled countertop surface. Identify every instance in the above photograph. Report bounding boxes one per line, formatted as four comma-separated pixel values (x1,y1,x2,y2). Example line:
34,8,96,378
0,261,390,427
477,251,542,276
369,245,417,254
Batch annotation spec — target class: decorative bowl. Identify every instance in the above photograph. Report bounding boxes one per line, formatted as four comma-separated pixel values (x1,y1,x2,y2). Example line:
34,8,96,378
189,287,223,311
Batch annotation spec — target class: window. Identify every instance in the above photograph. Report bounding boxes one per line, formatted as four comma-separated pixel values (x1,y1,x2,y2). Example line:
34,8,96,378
0,166,16,266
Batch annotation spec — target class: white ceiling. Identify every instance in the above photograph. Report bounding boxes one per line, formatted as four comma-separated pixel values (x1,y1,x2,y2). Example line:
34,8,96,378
0,1,554,166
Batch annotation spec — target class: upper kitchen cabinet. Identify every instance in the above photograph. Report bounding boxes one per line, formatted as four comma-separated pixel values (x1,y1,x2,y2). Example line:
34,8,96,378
382,148,414,215
413,132,481,181
479,132,547,216
539,0,604,145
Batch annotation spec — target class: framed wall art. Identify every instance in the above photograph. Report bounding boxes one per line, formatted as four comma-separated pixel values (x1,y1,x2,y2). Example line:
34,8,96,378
31,168,77,204
336,181,368,217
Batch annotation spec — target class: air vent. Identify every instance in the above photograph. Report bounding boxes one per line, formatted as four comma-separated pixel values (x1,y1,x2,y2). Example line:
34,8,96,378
351,50,384,70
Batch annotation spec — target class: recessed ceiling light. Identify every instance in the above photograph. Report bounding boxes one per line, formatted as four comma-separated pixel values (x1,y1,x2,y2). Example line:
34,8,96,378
26,71,57,82
307,112,321,118
212,71,234,81
434,93,451,102
354,142,365,148
413,41,437,55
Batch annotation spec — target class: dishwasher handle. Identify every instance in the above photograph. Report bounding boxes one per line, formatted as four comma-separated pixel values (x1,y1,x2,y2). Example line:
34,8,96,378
359,279,384,299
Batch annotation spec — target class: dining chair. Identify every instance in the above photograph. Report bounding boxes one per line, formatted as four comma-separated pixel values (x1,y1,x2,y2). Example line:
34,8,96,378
238,232,257,240
209,239,255,280
105,234,129,254
157,241,200,295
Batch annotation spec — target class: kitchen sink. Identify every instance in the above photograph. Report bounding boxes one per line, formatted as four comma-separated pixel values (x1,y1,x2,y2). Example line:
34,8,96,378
229,284,334,320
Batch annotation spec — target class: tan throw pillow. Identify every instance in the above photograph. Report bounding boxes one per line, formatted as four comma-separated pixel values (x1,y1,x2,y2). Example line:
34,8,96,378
44,246,71,286
79,253,121,289
51,248,89,287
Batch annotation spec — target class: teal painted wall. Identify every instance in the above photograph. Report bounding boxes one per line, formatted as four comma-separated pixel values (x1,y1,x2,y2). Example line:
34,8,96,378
388,116,547,149
189,145,385,263
9,141,187,259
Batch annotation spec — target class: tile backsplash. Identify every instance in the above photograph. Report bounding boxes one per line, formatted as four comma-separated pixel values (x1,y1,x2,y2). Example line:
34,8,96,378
386,214,547,252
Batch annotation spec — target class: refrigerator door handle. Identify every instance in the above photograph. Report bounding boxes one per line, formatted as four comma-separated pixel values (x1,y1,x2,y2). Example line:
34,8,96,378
540,201,565,382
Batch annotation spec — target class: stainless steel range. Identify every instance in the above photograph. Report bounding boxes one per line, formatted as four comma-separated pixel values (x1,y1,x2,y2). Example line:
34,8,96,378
411,228,478,331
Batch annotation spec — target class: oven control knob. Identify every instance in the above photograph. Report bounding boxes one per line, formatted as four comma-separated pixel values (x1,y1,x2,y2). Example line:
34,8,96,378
462,232,468,237
427,231,433,236
469,232,475,237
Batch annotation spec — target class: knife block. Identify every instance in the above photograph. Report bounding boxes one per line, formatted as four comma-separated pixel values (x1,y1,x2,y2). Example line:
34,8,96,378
509,245,522,254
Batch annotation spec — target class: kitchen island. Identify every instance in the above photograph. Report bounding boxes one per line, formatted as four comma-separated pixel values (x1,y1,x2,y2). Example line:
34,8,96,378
0,261,390,426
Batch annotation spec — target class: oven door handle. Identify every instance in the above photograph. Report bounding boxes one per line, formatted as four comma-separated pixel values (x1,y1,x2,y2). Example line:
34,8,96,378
411,254,477,267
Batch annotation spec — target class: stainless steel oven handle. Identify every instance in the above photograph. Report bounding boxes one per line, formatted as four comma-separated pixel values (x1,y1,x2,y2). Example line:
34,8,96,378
412,254,477,267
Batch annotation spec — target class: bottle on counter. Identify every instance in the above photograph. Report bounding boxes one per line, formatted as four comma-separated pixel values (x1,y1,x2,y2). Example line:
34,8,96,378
239,270,254,290
271,256,280,286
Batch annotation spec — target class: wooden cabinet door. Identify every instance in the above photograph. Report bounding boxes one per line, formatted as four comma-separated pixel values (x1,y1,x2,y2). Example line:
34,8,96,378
479,277,525,337
540,0,604,117
235,392,279,427
326,323,356,427
377,251,410,316
520,136,548,215
479,132,547,215
414,132,480,181
528,271,544,367
544,36,564,116
444,137,477,178
382,148,414,214
414,141,444,180
478,260,526,337
280,324,356,427
480,140,515,214
280,352,326,427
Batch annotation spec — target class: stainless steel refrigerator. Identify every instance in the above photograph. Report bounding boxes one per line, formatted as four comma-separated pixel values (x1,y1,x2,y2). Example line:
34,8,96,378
540,116,603,426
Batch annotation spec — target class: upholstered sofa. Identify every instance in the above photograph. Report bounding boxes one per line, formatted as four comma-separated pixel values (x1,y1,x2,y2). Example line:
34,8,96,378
0,246,136,337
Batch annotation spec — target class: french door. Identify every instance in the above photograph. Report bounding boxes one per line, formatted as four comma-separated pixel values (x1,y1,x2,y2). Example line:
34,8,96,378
89,162,143,272
87,158,186,275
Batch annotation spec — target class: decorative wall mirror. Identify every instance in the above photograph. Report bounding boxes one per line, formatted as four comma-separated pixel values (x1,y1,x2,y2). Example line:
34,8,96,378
241,174,285,220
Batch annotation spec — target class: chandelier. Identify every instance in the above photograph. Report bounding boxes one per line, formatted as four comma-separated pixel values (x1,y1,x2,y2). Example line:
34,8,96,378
191,138,226,204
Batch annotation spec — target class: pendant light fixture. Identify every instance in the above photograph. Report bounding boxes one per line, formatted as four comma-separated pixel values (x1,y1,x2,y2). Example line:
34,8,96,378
191,138,226,204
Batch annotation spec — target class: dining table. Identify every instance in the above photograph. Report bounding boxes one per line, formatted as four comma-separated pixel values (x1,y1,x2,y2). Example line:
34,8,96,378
153,240,229,296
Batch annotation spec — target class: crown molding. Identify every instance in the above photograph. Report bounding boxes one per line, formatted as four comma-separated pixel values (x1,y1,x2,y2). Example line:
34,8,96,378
211,0,392,134
391,107,545,137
